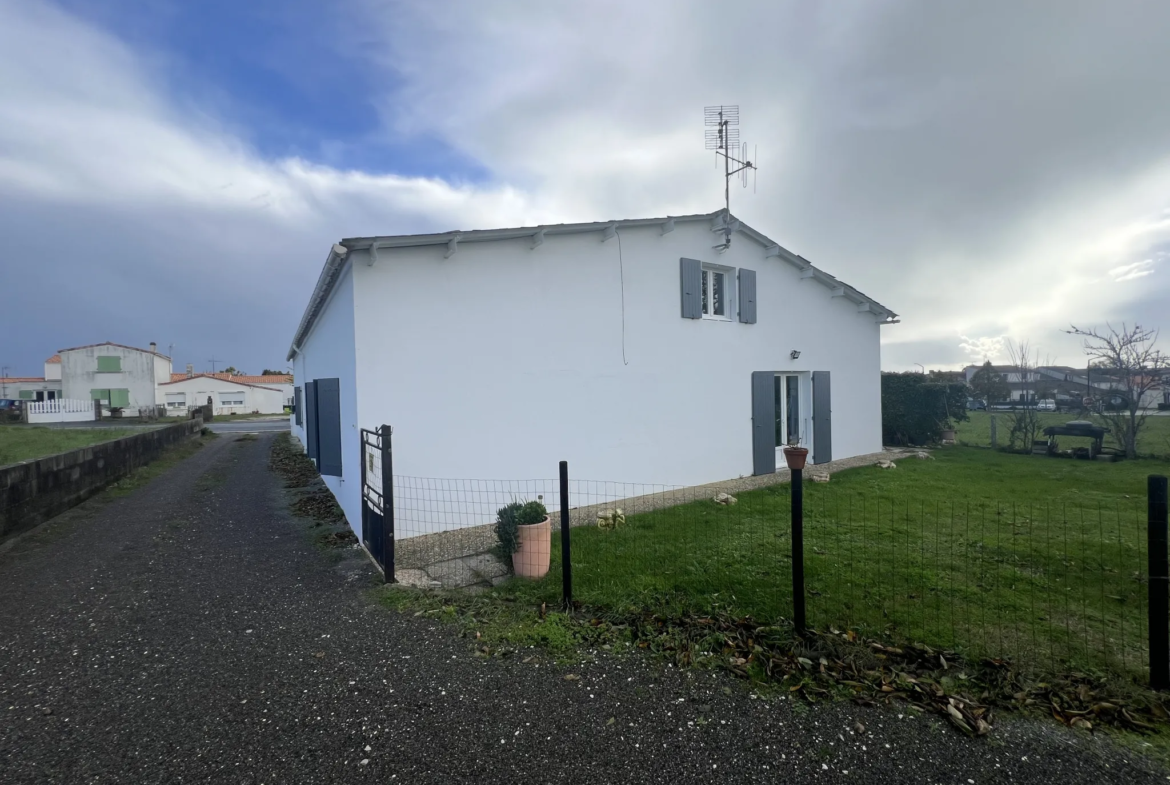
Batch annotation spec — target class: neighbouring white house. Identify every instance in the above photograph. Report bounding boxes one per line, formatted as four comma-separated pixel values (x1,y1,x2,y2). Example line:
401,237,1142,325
0,355,65,402
59,341,172,412
170,370,294,407
157,373,286,415
286,209,897,537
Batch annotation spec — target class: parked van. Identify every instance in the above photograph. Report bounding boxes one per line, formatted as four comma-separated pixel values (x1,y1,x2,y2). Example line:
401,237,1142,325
1037,399,1056,412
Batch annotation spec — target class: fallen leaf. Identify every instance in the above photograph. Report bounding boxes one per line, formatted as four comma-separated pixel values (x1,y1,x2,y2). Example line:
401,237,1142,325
564,674,580,681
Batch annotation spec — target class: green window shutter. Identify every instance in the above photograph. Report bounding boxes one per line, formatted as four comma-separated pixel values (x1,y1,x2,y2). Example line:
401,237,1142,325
19,390,34,399
110,389,131,408
90,388,110,402
97,356,121,372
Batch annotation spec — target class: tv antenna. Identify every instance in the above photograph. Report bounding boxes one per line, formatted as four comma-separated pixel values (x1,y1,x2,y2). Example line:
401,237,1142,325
704,105,757,248
208,357,221,373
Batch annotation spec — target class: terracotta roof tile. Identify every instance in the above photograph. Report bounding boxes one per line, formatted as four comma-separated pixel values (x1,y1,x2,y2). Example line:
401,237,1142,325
169,372,292,384
45,355,61,364
160,374,284,392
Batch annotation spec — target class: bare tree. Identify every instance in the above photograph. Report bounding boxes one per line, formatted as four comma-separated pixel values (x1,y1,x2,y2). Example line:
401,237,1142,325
1004,340,1042,451
1066,323,1168,459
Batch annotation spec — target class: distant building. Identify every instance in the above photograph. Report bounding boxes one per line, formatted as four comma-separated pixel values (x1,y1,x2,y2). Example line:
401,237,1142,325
157,374,286,415
59,342,172,411
169,370,293,407
0,355,64,401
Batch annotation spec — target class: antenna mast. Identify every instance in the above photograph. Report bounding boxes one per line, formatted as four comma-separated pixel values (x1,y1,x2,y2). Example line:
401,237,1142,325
704,105,757,247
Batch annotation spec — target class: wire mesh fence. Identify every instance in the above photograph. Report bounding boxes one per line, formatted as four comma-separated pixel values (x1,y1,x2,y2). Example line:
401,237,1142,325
379,468,1162,681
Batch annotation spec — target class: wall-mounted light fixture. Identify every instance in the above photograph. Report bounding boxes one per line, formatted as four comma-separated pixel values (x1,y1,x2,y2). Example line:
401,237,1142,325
790,350,801,360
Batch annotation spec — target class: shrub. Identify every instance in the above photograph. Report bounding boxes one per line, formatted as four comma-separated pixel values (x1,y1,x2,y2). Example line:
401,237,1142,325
495,499,548,558
881,373,969,446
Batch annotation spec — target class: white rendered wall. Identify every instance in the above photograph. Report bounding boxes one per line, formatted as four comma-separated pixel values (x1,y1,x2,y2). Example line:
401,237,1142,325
348,221,885,491
44,361,62,381
157,376,286,415
60,346,158,409
1,379,63,399
292,264,360,535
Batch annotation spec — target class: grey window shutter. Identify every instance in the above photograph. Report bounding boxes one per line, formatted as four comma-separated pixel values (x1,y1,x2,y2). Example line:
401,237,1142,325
294,387,303,426
305,381,318,464
680,258,702,319
812,371,832,464
315,378,343,477
751,371,776,475
738,268,757,324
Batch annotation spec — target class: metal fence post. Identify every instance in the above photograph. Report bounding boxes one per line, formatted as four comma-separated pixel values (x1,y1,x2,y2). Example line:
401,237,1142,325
360,432,369,550
792,467,807,634
560,460,572,609
381,425,396,584
990,415,997,448
1150,474,1169,690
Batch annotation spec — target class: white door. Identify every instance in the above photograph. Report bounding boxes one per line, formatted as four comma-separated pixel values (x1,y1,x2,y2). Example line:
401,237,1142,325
774,373,811,464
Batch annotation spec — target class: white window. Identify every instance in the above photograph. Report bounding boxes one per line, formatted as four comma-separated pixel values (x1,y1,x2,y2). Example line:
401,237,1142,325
701,264,734,320
218,391,245,406
165,393,186,409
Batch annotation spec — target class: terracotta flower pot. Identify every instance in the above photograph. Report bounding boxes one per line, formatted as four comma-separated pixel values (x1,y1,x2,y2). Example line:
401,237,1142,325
513,516,551,579
782,446,809,471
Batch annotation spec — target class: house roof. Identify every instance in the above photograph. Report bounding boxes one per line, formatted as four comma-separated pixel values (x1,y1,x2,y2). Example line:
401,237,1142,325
170,372,292,385
58,341,171,360
1,377,47,383
287,209,899,360
45,355,61,364
159,374,282,392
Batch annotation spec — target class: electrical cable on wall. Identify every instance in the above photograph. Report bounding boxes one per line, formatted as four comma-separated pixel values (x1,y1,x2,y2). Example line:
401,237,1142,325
616,228,629,366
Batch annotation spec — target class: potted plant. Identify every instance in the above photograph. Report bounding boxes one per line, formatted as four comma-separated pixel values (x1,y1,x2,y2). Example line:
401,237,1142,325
495,499,551,579
782,434,808,470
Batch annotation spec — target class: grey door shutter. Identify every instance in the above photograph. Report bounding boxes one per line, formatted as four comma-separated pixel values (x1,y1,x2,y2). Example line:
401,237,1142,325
294,386,303,426
305,381,318,464
751,371,776,475
812,371,832,464
316,378,343,477
680,258,702,319
738,268,757,324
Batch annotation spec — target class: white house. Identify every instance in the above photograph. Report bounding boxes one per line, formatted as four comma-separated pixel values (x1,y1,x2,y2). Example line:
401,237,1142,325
157,374,286,415
169,371,294,407
286,209,897,537
59,342,172,411
0,355,65,402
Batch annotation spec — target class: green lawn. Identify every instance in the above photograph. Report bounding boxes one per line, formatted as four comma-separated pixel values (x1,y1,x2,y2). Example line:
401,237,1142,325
955,410,1170,457
499,447,1170,680
0,427,142,466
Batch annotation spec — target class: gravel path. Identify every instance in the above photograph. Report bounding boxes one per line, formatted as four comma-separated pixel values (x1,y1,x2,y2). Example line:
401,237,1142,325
0,433,1165,784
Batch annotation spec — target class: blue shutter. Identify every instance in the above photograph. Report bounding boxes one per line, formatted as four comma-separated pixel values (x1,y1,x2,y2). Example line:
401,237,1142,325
680,258,702,319
305,381,318,465
812,371,832,464
294,387,303,426
738,268,757,324
315,378,343,477
751,371,776,475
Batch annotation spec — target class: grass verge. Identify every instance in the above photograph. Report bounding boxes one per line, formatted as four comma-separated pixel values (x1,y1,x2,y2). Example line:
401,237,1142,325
374,582,1170,745
0,426,144,465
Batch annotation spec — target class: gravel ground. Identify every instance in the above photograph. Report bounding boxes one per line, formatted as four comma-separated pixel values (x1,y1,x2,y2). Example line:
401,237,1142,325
0,433,1166,784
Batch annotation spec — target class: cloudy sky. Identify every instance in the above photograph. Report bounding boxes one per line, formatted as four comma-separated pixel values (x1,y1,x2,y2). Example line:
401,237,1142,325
2,0,1168,376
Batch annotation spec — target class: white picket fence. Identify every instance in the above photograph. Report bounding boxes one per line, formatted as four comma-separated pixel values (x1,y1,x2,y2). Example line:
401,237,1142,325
26,398,96,424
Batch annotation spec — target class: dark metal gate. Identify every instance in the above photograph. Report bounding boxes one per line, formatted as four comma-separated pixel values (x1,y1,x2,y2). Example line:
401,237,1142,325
359,425,395,583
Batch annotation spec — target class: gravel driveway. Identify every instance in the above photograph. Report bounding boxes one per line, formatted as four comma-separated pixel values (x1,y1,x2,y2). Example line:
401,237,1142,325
0,433,1165,784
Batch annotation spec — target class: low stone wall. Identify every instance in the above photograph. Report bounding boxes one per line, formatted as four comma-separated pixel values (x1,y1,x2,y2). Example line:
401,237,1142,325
0,418,204,542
